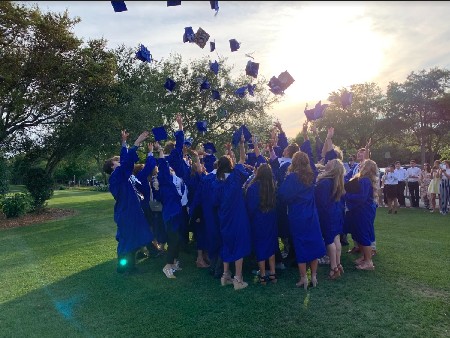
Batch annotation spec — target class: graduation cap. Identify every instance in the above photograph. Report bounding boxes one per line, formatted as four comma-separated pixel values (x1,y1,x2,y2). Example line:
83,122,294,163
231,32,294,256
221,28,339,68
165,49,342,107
194,27,210,49
217,107,228,118
164,78,176,92
135,44,152,63
232,125,252,147
152,126,168,142
212,90,221,100
210,41,215,52
200,79,211,91
184,137,193,147
248,140,255,149
304,101,329,121
210,60,219,75
229,39,240,52
278,71,295,91
183,27,196,43
235,86,247,98
246,152,257,167
196,121,208,133
111,1,127,12
268,76,284,95
245,60,259,78
167,1,181,6
210,1,219,14
204,142,217,154
247,84,255,96
341,91,353,109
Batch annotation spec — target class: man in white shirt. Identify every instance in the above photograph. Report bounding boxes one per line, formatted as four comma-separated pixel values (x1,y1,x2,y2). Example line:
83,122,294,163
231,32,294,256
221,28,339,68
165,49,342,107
394,161,407,207
406,160,421,207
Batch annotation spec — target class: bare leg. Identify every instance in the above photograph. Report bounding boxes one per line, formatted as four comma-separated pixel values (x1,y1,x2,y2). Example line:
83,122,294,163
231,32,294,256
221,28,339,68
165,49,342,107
234,258,244,280
258,260,266,278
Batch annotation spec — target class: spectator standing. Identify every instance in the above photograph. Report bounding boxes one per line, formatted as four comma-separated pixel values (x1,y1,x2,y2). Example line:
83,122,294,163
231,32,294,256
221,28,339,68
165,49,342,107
406,160,421,208
419,163,432,210
394,161,407,207
428,160,441,213
439,160,450,215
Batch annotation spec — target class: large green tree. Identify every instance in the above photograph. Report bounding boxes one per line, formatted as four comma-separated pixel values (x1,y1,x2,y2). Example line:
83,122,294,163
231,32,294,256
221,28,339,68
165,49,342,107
386,68,450,163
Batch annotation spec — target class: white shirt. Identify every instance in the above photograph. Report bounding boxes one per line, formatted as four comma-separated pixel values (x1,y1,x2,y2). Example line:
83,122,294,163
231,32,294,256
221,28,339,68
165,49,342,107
442,168,450,180
384,172,398,185
406,167,421,182
172,175,188,206
394,168,407,182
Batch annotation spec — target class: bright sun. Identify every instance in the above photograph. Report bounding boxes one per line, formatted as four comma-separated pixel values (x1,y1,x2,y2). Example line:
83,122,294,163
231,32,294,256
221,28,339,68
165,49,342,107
266,4,391,134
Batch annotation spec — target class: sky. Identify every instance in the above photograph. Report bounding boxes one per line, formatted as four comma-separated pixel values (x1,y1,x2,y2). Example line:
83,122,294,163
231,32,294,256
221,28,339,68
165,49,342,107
20,1,450,138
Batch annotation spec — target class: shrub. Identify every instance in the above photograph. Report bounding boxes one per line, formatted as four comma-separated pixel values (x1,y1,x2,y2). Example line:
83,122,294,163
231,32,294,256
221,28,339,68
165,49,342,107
0,192,32,218
23,168,54,211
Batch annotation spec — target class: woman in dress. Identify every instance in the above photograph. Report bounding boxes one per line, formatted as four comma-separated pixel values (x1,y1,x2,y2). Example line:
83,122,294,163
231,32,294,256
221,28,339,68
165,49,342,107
420,163,432,210
428,160,441,213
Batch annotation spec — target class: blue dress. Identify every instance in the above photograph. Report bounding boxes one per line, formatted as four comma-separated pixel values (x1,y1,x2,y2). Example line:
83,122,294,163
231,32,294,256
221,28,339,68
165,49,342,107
344,177,376,246
278,173,326,263
314,178,344,245
109,146,153,256
200,171,221,260
245,181,278,261
212,164,251,263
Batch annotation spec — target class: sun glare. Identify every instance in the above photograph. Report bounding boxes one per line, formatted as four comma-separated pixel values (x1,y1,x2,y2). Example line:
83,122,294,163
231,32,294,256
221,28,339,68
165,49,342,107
265,4,391,135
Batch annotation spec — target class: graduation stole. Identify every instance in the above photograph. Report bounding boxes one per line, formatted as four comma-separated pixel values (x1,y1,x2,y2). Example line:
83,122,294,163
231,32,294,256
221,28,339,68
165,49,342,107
129,175,144,201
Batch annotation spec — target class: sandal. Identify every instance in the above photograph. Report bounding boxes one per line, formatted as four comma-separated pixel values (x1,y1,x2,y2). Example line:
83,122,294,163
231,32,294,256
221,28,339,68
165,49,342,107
347,247,360,254
337,264,344,274
309,274,318,288
328,267,341,280
258,275,270,285
268,273,278,284
296,276,308,290
356,262,375,270
354,256,365,265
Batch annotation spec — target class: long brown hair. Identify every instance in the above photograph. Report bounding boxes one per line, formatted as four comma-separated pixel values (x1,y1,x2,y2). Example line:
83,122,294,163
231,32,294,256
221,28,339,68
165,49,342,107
246,163,276,212
216,155,233,180
355,159,378,199
288,151,314,186
317,159,345,201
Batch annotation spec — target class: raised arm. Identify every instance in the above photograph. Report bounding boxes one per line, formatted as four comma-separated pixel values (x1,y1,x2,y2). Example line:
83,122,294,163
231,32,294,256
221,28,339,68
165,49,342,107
238,134,246,164
321,127,334,160
364,138,371,160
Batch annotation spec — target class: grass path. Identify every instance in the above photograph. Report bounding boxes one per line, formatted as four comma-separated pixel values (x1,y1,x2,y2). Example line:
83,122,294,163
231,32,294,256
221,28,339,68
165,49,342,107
0,190,449,337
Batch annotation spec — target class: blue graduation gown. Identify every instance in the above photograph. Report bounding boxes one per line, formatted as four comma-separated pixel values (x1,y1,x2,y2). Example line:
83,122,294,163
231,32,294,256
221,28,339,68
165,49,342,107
344,177,376,246
109,146,153,255
278,173,326,263
212,164,251,263
245,181,278,261
135,154,157,224
200,171,221,260
314,178,344,245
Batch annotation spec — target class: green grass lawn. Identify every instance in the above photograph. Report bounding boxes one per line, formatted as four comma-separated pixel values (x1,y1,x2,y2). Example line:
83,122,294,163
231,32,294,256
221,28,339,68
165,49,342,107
1,190,449,338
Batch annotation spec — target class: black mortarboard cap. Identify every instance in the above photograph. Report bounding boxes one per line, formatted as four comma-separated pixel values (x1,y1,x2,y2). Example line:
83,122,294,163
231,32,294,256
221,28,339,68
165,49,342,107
200,79,211,91
183,27,195,43
235,86,247,98
194,27,210,49
196,121,208,133
152,126,168,142
245,60,259,78
278,71,295,91
304,101,328,121
204,142,217,154
210,41,215,52
229,39,240,52
210,60,219,75
135,44,152,63
164,78,176,92
212,90,221,100
232,125,252,147
111,1,127,12
268,76,283,95
167,1,181,6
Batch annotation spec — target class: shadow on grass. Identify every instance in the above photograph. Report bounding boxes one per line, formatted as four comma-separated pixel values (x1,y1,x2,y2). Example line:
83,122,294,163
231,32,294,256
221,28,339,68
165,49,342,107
1,248,448,338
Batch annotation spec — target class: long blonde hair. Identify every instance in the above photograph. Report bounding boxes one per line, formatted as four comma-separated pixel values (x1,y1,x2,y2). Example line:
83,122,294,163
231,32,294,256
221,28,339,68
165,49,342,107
317,159,345,201
355,159,378,199
288,151,314,186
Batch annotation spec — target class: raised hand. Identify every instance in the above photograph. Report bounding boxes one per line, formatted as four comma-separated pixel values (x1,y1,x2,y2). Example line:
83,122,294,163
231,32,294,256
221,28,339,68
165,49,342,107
302,121,309,135
366,137,372,149
148,142,154,153
153,142,161,151
327,127,334,139
176,113,183,130
273,120,283,133
121,130,129,143
134,130,149,146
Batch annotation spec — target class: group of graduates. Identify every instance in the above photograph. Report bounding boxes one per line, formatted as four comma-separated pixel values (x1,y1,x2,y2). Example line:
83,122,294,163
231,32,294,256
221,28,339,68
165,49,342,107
103,114,379,290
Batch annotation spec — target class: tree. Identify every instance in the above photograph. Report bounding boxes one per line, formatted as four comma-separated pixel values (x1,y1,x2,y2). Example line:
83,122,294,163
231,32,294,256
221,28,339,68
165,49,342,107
0,1,84,151
386,68,450,164
299,83,391,161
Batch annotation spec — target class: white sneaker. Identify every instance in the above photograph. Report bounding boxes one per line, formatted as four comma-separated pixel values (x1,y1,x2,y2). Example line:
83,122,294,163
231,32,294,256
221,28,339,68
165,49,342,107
221,273,234,286
163,266,176,279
